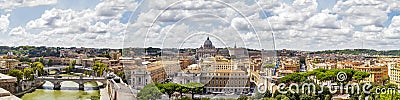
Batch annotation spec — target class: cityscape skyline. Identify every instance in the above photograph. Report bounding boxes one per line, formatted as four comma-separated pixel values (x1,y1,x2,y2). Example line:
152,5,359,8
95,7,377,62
3,0,400,100
1,0,400,50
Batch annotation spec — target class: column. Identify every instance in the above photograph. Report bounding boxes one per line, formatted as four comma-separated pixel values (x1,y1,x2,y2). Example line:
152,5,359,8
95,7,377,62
54,81,61,90
79,83,85,90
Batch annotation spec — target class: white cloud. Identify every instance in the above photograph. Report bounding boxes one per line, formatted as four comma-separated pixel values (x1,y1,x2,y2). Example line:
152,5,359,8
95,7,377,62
362,25,384,32
8,0,137,48
95,0,138,19
306,11,340,29
3,0,400,50
26,8,93,30
0,14,10,33
382,16,400,39
332,0,392,27
9,26,27,36
0,0,57,12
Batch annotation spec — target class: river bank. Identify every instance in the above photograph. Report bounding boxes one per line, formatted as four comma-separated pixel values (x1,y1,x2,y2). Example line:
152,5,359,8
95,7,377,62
15,80,45,97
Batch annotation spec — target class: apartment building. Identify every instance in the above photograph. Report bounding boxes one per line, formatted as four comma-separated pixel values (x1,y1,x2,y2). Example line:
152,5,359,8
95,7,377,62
200,56,250,94
354,64,388,83
389,63,400,87
125,58,167,90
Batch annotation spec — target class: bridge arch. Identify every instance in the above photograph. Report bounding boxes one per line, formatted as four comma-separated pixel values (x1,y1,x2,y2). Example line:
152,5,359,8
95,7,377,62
37,76,107,90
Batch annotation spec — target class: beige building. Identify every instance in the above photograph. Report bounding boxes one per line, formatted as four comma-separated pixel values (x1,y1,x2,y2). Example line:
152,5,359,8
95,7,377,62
0,59,20,74
0,59,20,69
125,58,167,90
354,64,388,83
173,64,201,84
389,63,400,87
200,56,250,94
161,61,181,77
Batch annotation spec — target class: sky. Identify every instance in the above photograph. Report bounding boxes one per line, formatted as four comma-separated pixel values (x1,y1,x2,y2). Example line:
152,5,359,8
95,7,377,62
0,0,400,51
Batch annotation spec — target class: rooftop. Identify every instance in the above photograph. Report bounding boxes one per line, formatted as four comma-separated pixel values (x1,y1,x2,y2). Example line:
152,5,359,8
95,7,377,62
147,65,163,71
0,73,17,83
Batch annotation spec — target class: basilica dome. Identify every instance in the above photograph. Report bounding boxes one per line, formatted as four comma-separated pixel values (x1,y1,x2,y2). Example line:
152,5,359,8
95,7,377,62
204,37,213,47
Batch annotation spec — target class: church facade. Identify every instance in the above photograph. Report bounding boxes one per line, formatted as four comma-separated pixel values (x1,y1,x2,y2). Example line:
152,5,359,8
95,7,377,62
196,37,218,59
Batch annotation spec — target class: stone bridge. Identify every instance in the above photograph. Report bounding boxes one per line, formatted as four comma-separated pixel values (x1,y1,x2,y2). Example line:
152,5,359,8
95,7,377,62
37,76,107,90
43,66,68,73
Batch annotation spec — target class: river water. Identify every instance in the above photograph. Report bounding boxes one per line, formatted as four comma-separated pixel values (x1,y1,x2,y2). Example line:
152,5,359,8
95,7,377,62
21,81,101,100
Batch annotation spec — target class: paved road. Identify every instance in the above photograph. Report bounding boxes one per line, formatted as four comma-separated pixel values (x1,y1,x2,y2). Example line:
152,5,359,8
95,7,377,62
116,83,136,100
100,86,110,100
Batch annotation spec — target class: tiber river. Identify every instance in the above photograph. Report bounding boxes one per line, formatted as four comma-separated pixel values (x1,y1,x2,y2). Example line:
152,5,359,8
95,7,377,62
21,81,101,100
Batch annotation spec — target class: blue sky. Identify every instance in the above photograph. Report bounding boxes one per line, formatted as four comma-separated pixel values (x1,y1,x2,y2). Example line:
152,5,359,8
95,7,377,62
1,0,400,50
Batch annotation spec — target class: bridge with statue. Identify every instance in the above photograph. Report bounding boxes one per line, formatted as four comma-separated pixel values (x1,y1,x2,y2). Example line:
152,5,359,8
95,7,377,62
37,76,107,90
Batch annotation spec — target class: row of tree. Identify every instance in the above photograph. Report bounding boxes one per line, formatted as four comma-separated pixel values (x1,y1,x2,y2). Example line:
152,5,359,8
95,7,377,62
256,68,378,100
8,62,44,82
280,68,370,84
137,82,204,100
313,49,400,56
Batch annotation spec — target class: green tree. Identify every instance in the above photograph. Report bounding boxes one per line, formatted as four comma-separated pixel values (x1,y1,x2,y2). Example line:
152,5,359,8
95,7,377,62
31,62,44,75
275,95,290,100
251,90,272,99
382,76,389,85
39,58,44,65
155,83,176,99
262,98,277,100
237,95,248,100
264,64,276,68
299,94,312,100
380,89,400,100
65,65,74,73
280,73,306,83
71,60,76,66
9,69,23,82
93,61,107,76
67,60,77,73
116,71,126,82
353,71,370,82
137,83,162,100
90,96,100,100
181,82,204,99
48,59,53,66
175,84,188,98
278,68,371,100
23,67,34,80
